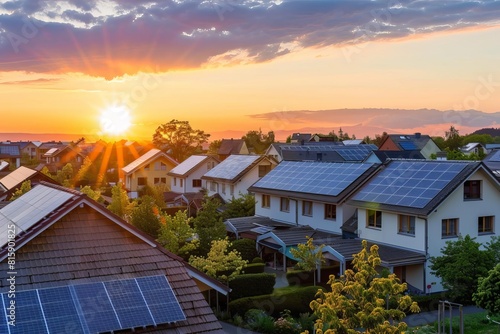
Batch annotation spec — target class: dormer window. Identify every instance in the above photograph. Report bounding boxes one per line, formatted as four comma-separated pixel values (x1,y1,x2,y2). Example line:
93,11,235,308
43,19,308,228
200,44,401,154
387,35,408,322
464,180,481,200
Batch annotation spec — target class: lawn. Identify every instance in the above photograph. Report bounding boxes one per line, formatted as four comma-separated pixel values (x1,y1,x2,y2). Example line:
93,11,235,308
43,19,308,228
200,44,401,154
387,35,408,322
408,312,500,334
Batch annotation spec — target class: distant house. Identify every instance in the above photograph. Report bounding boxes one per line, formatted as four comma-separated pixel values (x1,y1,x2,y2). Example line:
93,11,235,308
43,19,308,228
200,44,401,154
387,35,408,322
122,148,178,198
0,143,21,168
290,133,312,143
266,143,376,163
0,166,57,199
18,141,41,161
168,155,219,194
202,154,277,202
484,149,500,181
348,160,500,294
460,142,485,156
378,133,440,159
217,139,249,160
309,133,339,142
43,144,86,173
37,141,65,161
364,150,425,163
0,183,227,333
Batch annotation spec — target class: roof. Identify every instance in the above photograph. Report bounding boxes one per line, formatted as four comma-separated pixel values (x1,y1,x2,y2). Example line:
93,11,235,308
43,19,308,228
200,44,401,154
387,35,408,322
249,161,378,203
460,142,485,152
122,148,178,174
385,133,434,151
290,133,312,142
218,139,245,155
168,155,211,177
0,183,225,333
367,150,425,163
348,160,485,216
202,154,266,182
0,143,20,157
278,144,377,162
0,166,37,192
343,139,364,145
225,216,293,237
484,149,500,180
0,161,9,172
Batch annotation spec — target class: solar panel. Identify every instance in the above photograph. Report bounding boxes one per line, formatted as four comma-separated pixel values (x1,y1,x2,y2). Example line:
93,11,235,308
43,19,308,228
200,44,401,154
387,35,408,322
352,161,468,208
252,161,373,196
203,155,260,180
488,150,500,162
169,155,208,176
0,294,9,334
0,145,20,156
399,141,418,150
7,290,48,334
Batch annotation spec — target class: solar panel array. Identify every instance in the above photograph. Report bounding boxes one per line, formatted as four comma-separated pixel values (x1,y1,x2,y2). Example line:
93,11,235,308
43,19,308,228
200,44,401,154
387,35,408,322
488,150,500,162
399,141,418,150
0,145,20,156
352,161,468,208
169,155,207,176
279,144,376,162
0,166,37,191
0,276,185,334
252,161,373,196
203,155,260,180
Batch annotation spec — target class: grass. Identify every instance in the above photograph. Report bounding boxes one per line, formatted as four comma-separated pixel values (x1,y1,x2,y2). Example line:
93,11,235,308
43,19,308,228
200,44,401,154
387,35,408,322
408,312,500,334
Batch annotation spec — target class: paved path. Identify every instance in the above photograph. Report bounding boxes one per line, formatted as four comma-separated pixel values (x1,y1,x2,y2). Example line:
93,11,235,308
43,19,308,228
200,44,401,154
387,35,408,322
404,305,484,328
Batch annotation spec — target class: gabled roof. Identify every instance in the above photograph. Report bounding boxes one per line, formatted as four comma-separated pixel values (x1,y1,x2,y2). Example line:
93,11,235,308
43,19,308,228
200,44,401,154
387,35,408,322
366,150,425,163
202,154,270,183
290,133,312,142
0,143,20,157
122,148,178,174
0,183,226,333
348,160,496,216
484,149,500,180
43,145,84,158
225,216,293,237
218,139,245,155
460,142,485,152
383,133,434,150
277,143,377,162
249,161,378,203
168,155,216,177
0,166,56,194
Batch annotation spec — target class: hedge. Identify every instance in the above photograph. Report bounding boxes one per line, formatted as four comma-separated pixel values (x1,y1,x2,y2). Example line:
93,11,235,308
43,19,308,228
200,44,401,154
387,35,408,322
229,273,275,300
231,238,258,262
229,286,323,317
243,263,265,274
286,265,340,286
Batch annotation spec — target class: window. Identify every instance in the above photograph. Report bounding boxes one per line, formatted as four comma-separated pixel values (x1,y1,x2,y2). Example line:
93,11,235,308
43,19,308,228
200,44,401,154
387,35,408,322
210,181,217,192
399,215,415,235
222,183,226,194
137,177,147,186
180,179,183,188
230,185,234,196
173,177,177,186
154,177,166,184
280,198,290,212
155,162,167,171
192,179,202,188
258,165,271,177
302,201,313,217
367,210,382,228
324,204,336,220
262,194,271,208
442,218,459,238
478,216,494,234
464,180,481,200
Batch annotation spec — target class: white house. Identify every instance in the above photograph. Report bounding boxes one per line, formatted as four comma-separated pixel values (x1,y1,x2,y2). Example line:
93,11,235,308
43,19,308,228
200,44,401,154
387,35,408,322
347,160,500,294
201,155,277,202
460,142,485,156
168,155,219,194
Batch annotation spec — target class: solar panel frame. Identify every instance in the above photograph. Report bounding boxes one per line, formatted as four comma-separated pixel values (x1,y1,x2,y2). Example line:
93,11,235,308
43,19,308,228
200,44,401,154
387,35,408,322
203,155,260,181
0,294,10,334
5,290,48,334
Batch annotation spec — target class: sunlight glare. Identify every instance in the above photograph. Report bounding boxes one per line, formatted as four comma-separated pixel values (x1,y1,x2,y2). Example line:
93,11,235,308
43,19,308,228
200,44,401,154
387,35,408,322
99,105,132,136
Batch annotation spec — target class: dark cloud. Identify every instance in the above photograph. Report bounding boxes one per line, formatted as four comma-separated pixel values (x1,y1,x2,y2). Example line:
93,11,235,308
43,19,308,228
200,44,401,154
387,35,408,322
0,0,499,78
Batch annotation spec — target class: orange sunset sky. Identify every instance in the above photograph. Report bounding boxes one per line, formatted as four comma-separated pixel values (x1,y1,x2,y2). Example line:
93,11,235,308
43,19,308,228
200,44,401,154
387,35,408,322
0,1,499,142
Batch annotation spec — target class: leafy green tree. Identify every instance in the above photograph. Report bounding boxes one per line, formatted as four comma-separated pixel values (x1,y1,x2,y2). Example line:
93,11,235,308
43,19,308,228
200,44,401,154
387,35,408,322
152,119,210,162
308,240,420,334
107,182,135,220
10,180,31,201
74,156,93,186
139,183,168,209
432,136,445,150
444,125,462,151
290,236,325,286
130,196,161,238
222,193,256,219
473,263,500,316
189,237,248,283
80,185,102,202
242,129,275,154
208,139,222,155
231,238,258,262
430,235,494,303
40,166,54,179
157,210,198,259
372,131,388,148
486,236,500,264
193,196,227,255
55,163,74,187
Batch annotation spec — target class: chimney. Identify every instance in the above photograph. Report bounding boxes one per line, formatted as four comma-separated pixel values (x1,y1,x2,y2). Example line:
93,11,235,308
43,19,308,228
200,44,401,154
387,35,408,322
414,132,421,138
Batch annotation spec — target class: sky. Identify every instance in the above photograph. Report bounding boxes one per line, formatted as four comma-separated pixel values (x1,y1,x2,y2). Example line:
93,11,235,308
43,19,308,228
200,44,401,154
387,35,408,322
0,0,500,142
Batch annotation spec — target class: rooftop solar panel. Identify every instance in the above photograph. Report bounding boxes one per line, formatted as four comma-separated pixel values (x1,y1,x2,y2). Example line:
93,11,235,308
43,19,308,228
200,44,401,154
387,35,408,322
0,145,20,156
252,161,373,196
0,166,37,191
169,155,208,176
488,150,500,162
399,141,418,150
203,155,260,181
122,149,162,173
352,161,468,209
0,294,9,334
7,290,48,334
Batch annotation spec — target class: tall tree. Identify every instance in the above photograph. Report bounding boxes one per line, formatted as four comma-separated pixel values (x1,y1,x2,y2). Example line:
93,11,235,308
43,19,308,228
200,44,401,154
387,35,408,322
107,182,135,221
430,235,494,303
444,125,462,151
130,196,161,238
157,210,198,260
193,196,227,255
473,263,500,316
242,129,275,154
308,240,419,334
152,119,210,162
80,185,102,202
55,163,74,187
208,139,222,155
222,193,256,219
290,236,325,285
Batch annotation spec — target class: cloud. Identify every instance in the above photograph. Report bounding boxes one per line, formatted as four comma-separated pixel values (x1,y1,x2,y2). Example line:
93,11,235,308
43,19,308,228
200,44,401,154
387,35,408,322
0,0,499,78
0,77,60,84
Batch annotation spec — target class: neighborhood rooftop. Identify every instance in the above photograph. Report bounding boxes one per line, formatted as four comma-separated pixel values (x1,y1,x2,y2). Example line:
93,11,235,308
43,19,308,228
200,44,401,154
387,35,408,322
168,155,210,177
203,154,261,181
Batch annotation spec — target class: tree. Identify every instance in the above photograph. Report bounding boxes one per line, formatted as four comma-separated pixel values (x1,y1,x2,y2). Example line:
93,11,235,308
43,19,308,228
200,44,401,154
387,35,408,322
208,139,222,155
157,210,198,260
80,185,102,202
74,156,93,186
222,193,256,219
193,196,227,255
55,163,74,187
290,236,325,286
372,131,388,148
486,236,500,264
130,196,161,238
444,125,462,151
152,119,210,162
308,240,419,334
139,183,168,209
430,235,494,304
189,237,248,283
242,129,275,154
107,182,135,221
473,263,500,316
10,180,31,201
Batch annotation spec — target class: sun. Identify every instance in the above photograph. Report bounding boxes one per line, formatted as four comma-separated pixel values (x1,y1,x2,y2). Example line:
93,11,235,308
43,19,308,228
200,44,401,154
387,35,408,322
99,105,132,136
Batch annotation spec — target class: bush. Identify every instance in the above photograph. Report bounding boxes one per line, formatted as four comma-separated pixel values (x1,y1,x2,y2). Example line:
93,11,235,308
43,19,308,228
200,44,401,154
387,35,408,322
229,286,323,317
286,270,315,286
252,257,265,263
411,294,445,312
243,263,265,274
245,309,275,333
231,239,258,262
230,273,275,300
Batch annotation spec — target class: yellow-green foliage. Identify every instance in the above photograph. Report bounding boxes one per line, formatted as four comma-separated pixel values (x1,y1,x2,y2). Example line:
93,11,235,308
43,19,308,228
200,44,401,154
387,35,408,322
10,180,31,201
157,210,198,258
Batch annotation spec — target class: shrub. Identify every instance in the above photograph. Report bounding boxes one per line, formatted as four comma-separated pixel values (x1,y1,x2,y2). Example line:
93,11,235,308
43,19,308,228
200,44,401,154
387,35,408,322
231,239,258,262
245,309,275,333
286,269,315,286
243,263,265,274
411,294,445,312
252,257,265,263
230,273,275,300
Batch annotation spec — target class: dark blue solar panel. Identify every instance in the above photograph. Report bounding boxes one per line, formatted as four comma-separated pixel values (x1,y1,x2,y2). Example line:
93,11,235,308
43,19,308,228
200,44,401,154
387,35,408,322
38,286,85,334
489,150,500,162
136,276,186,324
104,279,155,328
72,283,121,334
399,141,418,150
6,290,48,334
352,161,468,208
252,161,373,196
0,294,9,334
0,145,20,156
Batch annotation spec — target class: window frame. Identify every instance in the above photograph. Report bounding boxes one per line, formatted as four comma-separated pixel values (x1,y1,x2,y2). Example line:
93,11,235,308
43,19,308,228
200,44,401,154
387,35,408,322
137,177,147,186
258,165,271,177
478,216,494,234
366,209,382,229
464,180,481,200
261,194,271,208
398,214,415,235
280,197,290,212
324,204,336,220
442,218,459,238
192,179,202,188
302,200,313,217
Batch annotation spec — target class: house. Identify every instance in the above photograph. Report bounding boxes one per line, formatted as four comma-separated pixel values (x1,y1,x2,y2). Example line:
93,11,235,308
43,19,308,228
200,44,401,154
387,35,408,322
309,133,339,142
378,133,441,159
18,140,42,161
217,139,249,160
364,150,425,164
0,143,21,168
168,155,219,194
43,144,86,173
290,133,312,143
0,166,57,199
347,160,500,294
266,143,376,163
37,141,65,161
0,182,227,333
460,142,485,156
249,161,379,234
202,154,277,202
484,149,500,181
122,148,178,198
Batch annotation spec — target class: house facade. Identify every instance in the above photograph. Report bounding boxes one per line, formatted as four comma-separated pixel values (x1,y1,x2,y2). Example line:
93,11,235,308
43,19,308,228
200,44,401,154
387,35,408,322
217,139,249,160
378,133,441,159
168,155,219,193
43,144,85,173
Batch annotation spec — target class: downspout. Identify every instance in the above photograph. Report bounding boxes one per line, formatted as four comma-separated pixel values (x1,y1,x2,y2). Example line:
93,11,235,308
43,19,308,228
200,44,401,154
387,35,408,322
424,218,428,294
